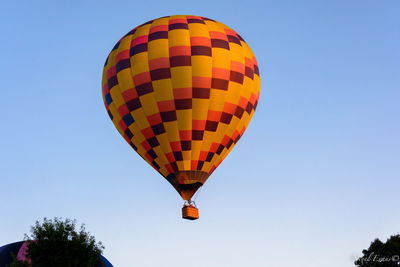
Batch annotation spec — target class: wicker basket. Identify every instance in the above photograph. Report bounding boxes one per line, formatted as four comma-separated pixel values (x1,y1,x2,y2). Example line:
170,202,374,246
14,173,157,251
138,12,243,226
182,206,199,220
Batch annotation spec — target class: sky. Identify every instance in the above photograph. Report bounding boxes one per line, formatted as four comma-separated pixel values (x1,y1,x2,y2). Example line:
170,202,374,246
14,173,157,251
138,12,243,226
0,0,399,266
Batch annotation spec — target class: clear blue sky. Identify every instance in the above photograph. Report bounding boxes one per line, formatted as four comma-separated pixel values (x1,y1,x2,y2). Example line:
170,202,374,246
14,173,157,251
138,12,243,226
1,1,399,266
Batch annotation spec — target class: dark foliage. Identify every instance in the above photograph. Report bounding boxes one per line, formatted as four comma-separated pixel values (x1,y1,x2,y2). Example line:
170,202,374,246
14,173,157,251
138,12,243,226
7,253,28,267
8,218,104,267
355,234,400,266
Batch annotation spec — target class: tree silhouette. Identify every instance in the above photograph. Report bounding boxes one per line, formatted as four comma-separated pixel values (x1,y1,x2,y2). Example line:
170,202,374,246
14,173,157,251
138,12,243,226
355,234,400,266
8,218,104,267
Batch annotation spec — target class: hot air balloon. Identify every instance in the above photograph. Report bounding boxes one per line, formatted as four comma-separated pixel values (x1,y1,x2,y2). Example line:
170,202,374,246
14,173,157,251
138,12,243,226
102,15,260,220
0,241,113,267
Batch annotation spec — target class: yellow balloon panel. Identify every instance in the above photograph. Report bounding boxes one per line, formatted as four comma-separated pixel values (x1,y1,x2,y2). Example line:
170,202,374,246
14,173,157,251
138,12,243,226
102,15,260,200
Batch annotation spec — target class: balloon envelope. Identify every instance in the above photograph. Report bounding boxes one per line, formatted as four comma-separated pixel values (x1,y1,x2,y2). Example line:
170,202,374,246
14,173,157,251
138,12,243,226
102,15,260,200
0,241,113,267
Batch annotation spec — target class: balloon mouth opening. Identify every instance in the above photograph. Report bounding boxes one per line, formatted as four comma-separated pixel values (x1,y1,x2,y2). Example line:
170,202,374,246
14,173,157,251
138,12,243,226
177,182,203,201
166,171,209,201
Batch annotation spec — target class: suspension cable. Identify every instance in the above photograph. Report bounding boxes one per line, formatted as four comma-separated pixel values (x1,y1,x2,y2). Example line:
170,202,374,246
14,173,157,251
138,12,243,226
192,185,203,203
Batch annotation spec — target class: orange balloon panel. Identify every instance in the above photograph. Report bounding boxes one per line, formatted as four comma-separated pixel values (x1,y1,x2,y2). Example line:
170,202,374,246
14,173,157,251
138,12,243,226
102,15,260,200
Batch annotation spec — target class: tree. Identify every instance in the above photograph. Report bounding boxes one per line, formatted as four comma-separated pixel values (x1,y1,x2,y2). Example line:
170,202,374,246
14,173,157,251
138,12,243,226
7,255,28,267
8,217,104,267
355,234,400,266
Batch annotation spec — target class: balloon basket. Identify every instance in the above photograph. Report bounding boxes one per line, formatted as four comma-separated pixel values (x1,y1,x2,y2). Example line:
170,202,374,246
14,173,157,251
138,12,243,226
182,205,199,220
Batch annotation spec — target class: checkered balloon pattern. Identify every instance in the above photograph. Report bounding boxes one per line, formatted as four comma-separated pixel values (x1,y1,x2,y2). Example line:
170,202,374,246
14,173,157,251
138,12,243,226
102,15,260,200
